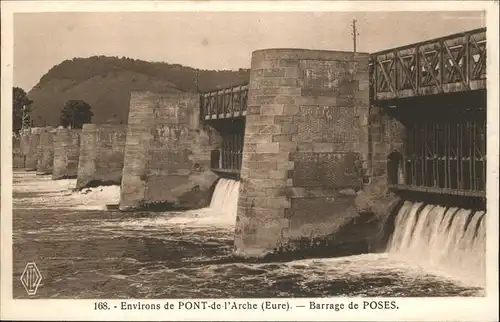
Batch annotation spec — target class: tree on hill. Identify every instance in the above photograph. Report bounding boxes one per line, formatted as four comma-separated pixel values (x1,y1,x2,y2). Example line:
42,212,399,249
12,87,33,132
60,100,93,129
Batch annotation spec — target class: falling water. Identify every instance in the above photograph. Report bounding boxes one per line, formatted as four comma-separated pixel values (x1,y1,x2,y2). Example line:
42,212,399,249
209,178,241,219
143,177,241,227
387,201,486,287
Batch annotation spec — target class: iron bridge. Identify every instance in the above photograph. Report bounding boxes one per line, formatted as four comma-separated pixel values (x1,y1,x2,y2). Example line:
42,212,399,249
199,28,487,199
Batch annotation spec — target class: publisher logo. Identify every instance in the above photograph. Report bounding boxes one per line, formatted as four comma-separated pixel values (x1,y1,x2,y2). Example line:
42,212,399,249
21,262,42,296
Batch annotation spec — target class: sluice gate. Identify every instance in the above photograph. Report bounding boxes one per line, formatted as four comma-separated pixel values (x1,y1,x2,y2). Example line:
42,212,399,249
210,131,244,177
394,98,486,197
370,27,487,202
200,84,247,178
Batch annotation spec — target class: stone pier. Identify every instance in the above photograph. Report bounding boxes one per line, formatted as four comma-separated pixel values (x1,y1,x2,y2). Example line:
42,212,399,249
234,49,372,257
20,129,31,168
119,92,220,211
36,127,55,175
76,124,127,189
52,128,81,179
13,134,24,168
25,127,43,171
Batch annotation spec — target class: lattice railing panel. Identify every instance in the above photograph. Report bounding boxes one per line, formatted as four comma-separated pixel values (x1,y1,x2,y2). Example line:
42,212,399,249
200,84,248,121
370,28,486,101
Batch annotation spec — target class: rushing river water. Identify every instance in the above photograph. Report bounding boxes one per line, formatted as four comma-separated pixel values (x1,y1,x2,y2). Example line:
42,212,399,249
12,171,484,298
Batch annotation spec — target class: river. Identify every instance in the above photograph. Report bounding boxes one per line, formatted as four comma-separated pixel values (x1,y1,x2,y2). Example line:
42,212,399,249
12,170,484,298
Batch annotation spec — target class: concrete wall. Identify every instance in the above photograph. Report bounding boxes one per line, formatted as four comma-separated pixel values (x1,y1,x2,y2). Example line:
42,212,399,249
36,128,55,174
52,128,81,179
235,49,372,257
76,124,127,189
25,127,43,171
120,92,221,211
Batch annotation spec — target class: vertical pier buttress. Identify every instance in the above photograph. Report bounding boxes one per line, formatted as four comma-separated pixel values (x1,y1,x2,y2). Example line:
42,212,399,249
235,49,371,257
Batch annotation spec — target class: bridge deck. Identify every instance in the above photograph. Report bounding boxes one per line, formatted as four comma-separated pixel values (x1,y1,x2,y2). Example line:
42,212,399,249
199,28,486,119
370,28,486,101
200,84,248,121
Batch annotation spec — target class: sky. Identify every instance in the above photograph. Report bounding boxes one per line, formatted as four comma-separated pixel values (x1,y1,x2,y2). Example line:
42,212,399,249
13,11,485,91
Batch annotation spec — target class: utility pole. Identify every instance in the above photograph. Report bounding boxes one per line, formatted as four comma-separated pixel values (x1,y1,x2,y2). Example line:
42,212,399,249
21,104,31,133
351,19,360,54
195,69,199,93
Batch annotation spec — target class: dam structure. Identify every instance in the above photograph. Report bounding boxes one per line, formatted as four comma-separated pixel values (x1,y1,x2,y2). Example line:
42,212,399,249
111,27,486,269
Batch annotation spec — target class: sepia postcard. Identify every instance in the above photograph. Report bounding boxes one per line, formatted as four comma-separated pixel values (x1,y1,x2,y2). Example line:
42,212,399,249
1,1,499,321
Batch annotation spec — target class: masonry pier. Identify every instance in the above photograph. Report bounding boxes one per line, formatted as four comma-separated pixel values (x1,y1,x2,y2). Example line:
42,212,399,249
119,92,221,211
52,128,81,180
76,124,127,189
12,134,24,168
24,127,43,171
232,49,371,257
36,127,55,175
19,130,31,168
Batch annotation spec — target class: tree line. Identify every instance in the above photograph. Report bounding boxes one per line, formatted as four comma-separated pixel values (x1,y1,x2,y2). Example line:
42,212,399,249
13,87,93,133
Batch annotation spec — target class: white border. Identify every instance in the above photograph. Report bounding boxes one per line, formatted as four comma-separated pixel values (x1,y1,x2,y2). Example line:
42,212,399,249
1,1,499,321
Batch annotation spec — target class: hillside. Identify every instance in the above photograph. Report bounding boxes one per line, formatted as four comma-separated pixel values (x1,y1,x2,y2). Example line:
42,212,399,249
28,56,250,126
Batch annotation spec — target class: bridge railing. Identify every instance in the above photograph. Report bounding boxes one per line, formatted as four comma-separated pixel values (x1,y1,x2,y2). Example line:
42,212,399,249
370,28,486,101
200,84,249,121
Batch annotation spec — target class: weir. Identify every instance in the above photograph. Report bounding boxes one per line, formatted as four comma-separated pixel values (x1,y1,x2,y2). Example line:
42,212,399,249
193,27,487,258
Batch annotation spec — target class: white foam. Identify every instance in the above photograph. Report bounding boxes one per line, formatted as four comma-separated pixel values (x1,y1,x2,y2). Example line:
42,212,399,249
13,171,75,194
98,178,241,229
13,171,120,210
387,201,486,287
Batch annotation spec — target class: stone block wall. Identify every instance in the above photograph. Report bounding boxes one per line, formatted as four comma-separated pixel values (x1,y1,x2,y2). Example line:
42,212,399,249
367,105,406,187
235,49,372,257
76,124,127,189
120,92,221,211
52,128,81,179
12,135,24,168
20,129,30,164
25,127,43,171
36,128,55,174
352,104,406,225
